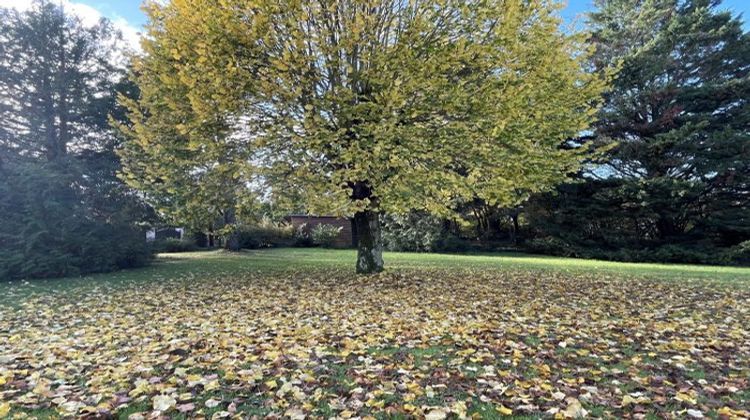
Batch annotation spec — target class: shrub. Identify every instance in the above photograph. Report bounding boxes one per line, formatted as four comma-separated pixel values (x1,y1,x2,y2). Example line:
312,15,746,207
525,236,581,258
293,224,315,247
725,241,750,265
0,162,152,280
185,230,210,248
235,218,295,249
646,244,715,264
381,213,445,252
311,224,342,248
154,238,198,253
433,233,477,253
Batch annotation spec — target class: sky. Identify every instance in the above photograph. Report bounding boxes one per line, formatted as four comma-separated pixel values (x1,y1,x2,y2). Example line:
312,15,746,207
2,0,749,50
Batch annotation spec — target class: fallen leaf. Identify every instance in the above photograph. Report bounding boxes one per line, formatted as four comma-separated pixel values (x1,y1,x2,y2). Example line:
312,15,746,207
284,407,306,420
425,408,448,420
152,395,176,412
176,403,195,412
675,392,697,405
561,398,588,418
687,409,704,418
497,405,513,415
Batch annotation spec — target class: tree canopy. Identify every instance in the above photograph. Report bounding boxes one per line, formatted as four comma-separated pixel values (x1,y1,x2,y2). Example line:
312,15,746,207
0,0,125,163
120,0,608,272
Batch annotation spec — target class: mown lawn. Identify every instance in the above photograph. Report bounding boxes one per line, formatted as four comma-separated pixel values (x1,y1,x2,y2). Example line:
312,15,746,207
0,249,749,419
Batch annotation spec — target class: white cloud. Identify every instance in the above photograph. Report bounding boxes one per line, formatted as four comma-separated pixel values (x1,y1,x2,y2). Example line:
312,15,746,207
0,0,32,10
111,16,142,52
0,0,142,52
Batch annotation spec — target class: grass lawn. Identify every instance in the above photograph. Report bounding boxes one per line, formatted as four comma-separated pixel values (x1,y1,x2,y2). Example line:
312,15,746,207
1,249,749,419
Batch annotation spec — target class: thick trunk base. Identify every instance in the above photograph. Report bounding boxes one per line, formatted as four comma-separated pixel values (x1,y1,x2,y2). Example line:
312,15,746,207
354,210,384,274
223,208,241,251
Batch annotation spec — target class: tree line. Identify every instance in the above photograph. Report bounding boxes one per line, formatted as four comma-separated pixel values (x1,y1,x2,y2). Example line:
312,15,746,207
0,0,747,279
387,0,750,266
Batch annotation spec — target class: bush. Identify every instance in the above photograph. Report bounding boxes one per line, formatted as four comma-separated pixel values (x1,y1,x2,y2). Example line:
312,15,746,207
311,224,342,248
185,230,210,248
646,244,716,264
0,162,152,280
381,213,445,252
154,238,198,253
433,233,477,253
235,218,295,249
523,235,742,265
293,224,315,247
724,241,750,265
525,236,581,258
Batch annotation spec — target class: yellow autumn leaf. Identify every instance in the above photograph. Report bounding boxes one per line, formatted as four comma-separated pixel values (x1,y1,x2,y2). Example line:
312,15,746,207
403,403,417,412
675,392,697,405
562,399,588,418
152,395,176,412
425,408,448,420
622,395,637,406
204,380,220,391
497,405,513,415
365,397,385,408
0,403,10,418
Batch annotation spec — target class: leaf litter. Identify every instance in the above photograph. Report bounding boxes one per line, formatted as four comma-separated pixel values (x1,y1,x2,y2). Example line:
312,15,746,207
0,267,748,419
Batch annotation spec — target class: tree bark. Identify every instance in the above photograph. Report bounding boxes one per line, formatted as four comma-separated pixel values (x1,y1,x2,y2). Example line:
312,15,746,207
223,208,241,251
353,210,384,274
509,208,520,245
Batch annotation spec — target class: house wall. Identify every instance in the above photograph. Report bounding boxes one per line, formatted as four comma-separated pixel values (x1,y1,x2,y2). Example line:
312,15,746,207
288,216,354,248
147,227,184,241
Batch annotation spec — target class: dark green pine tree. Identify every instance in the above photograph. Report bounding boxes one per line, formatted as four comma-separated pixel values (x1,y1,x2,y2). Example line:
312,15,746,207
0,1,154,279
0,0,124,164
534,0,750,262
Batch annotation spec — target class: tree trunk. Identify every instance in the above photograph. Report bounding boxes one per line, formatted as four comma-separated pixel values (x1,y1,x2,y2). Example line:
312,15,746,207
57,24,69,159
223,208,240,251
208,224,215,248
509,209,520,245
43,76,60,162
353,210,384,274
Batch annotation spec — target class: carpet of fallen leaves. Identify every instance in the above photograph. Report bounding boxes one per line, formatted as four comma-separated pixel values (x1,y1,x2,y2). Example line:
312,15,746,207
1,267,749,419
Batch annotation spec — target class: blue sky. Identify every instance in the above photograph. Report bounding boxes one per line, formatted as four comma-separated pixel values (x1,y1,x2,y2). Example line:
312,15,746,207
73,1,148,27
9,0,750,41
76,0,750,28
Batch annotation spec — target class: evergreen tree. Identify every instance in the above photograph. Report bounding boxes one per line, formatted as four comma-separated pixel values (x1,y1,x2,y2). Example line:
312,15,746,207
530,0,750,262
0,0,124,163
0,1,153,280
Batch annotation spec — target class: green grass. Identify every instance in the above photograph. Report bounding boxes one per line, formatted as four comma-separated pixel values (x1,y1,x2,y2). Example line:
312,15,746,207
2,248,748,303
199,247,750,282
2,248,749,419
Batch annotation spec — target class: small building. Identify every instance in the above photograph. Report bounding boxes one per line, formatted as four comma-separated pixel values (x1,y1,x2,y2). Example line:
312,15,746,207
146,227,185,241
285,215,355,248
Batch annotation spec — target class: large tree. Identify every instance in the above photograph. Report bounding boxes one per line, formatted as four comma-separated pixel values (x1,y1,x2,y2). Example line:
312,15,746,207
0,1,153,279
0,0,124,164
121,0,607,273
525,0,750,263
